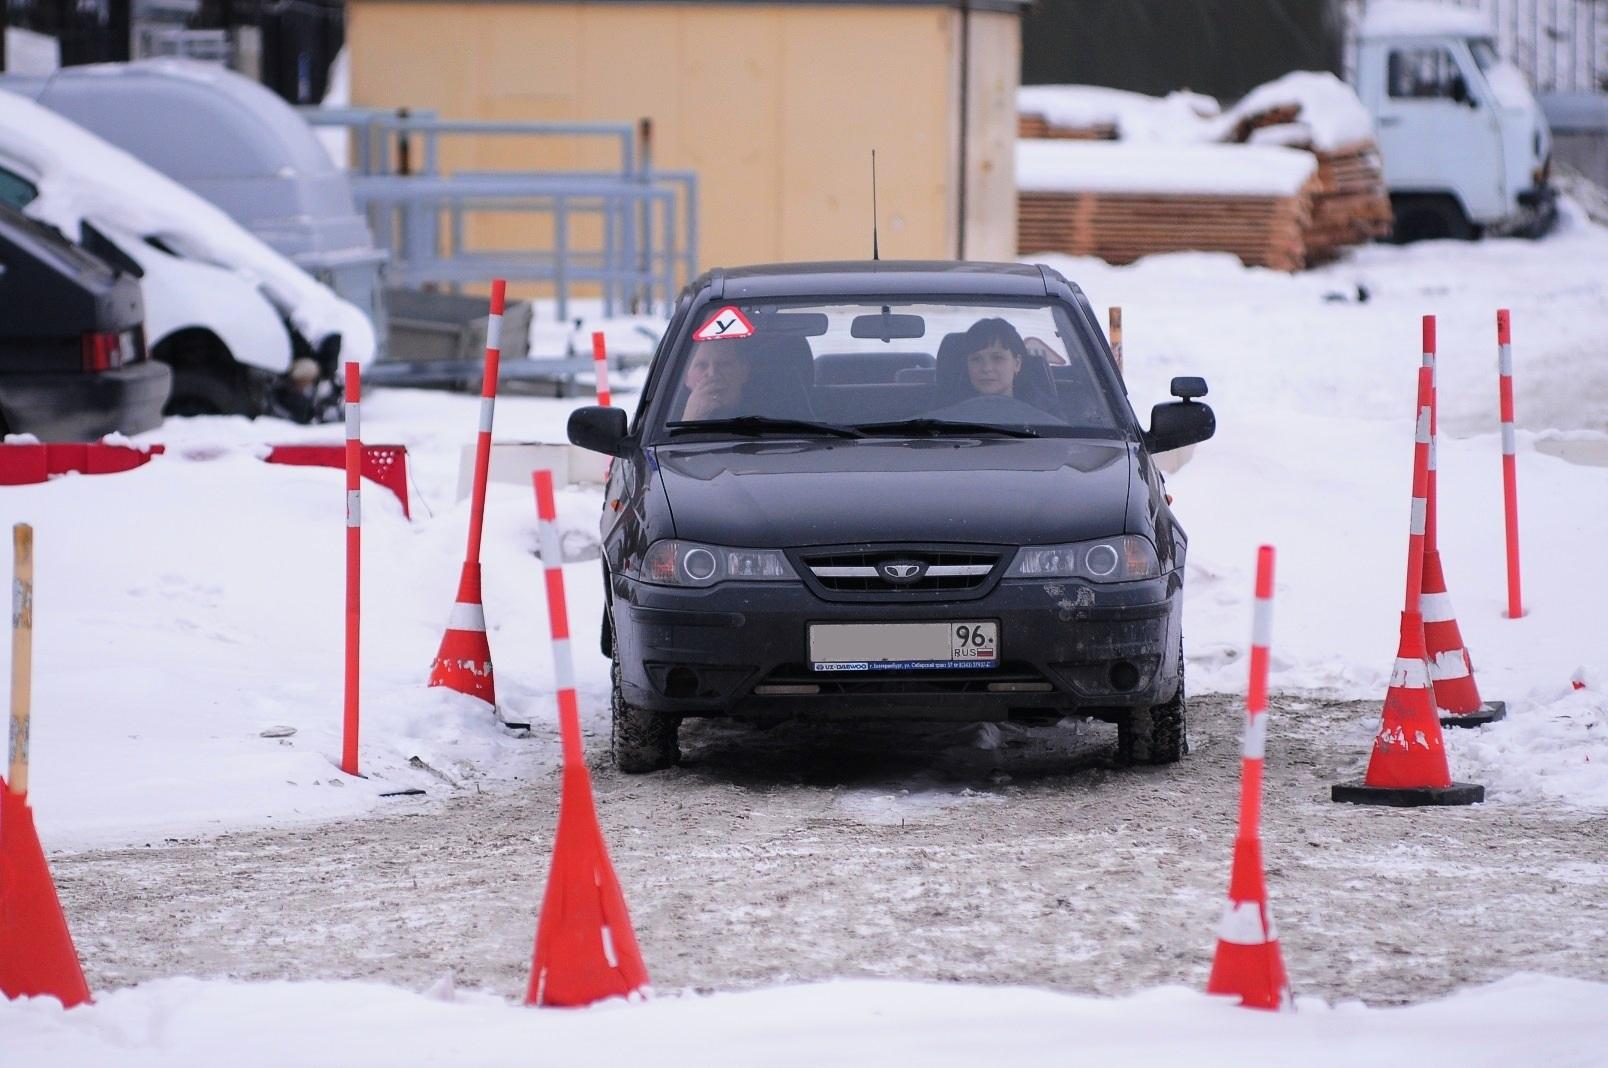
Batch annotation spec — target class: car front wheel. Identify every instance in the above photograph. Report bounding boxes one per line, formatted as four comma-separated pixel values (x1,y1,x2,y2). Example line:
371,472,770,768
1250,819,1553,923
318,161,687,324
611,651,681,773
1116,646,1187,765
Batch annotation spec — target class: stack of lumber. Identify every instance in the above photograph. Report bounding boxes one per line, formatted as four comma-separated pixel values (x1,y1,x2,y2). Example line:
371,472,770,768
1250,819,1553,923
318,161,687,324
1016,112,1116,141
1017,188,1316,271
1309,141,1394,261
1016,142,1320,272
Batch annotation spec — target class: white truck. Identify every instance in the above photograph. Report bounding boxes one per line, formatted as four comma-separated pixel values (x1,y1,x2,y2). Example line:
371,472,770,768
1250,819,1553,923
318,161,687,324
1353,1,1557,241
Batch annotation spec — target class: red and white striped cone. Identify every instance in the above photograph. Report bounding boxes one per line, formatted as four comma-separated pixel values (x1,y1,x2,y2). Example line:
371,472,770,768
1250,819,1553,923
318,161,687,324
429,280,506,707
1419,316,1505,728
1335,366,1483,807
1206,546,1291,1011
1571,668,1587,691
429,563,494,704
525,469,649,1008
1422,554,1503,727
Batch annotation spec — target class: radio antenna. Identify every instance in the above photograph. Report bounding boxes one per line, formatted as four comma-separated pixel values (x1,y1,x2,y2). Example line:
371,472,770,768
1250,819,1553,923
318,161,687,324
871,150,880,261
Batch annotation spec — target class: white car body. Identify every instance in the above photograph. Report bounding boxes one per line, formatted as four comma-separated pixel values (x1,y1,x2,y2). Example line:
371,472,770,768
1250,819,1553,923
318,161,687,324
102,222,293,375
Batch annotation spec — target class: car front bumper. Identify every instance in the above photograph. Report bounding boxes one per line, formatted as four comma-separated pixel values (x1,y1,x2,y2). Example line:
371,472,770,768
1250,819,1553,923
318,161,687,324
0,360,172,441
612,571,1184,721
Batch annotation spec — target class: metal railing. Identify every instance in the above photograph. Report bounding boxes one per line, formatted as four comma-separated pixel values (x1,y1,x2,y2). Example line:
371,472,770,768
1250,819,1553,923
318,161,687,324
302,108,698,318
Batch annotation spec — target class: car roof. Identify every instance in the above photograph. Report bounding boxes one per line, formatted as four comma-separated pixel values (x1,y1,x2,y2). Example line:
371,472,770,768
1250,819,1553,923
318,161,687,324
704,260,1063,301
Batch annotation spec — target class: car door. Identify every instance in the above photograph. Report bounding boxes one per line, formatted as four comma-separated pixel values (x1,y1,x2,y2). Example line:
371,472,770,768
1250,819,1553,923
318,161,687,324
1372,39,1505,222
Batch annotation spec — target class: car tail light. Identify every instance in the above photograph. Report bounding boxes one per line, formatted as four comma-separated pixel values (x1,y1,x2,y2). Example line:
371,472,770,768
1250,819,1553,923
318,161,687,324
81,331,126,372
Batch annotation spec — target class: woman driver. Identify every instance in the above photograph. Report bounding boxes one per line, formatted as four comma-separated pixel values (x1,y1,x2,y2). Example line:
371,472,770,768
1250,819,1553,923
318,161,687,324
960,317,1030,397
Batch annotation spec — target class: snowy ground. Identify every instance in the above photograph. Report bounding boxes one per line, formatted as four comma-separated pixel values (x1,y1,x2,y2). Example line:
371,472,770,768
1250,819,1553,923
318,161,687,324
4,205,1608,1060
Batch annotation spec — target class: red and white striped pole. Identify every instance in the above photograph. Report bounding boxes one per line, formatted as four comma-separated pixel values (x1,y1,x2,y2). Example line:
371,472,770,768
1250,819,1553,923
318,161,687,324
342,361,361,776
1497,309,1523,619
533,469,582,765
592,331,612,408
1206,545,1290,1011
1421,316,1438,553
428,280,506,703
467,280,507,567
1240,547,1274,844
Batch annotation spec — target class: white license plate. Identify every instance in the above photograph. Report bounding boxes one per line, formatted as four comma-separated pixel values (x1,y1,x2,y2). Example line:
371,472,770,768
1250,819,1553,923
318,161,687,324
809,621,998,671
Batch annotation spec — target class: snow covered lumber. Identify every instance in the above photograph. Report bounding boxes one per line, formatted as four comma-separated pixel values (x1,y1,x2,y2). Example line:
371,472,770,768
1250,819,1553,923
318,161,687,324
1015,73,1391,268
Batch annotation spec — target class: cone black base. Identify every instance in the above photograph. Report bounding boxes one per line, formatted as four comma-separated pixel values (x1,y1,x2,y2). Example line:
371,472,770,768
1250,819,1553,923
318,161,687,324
1439,700,1506,728
1331,781,1485,807
496,708,531,731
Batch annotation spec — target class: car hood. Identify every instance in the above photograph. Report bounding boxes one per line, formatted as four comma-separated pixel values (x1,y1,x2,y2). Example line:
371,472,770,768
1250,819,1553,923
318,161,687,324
652,437,1135,548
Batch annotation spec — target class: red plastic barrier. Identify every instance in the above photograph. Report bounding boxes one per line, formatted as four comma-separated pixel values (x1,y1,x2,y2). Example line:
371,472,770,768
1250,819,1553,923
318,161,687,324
265,444,411,519
0,442,163,486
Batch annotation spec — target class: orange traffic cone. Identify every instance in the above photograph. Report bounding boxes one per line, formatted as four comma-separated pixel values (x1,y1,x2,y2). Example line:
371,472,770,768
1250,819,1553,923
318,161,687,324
525,762,650,1007
1334,364,1481,807
1332,612,1484,806
1422,551,1505,727
0,784,92,1007
428,562,495,705
1206,836,1290,1010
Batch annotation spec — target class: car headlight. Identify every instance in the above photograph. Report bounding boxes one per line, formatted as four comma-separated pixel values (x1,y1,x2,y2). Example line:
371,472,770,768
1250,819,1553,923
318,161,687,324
635,539,796,587
1006,536,1160,582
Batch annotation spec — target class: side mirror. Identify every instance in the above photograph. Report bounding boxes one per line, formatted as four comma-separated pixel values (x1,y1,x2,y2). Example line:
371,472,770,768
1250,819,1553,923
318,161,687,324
567,405,629,457
1450,74,1474,106
1145,378,1215,454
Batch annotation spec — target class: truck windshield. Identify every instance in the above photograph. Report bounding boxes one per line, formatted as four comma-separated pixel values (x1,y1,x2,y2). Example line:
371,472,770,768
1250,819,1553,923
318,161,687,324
654,299,1123,439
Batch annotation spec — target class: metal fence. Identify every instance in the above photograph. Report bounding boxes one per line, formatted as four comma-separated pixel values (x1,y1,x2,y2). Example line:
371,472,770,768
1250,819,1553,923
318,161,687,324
1348,0,1607,93
303,108,699,318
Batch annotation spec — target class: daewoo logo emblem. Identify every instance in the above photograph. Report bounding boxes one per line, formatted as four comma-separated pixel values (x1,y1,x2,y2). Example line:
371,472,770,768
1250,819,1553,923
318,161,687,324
881,561,926,584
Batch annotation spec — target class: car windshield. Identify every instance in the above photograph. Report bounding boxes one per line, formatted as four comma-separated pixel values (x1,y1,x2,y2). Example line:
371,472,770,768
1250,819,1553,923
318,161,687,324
653,299,1122,439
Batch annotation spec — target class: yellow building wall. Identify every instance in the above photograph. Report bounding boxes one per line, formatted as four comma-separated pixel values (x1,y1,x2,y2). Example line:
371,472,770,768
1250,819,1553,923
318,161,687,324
348,2,1018,275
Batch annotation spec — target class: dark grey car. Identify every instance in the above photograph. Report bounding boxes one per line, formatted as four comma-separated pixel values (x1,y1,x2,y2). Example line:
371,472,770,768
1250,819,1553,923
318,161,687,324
569,261,1214,772
0,202,169,441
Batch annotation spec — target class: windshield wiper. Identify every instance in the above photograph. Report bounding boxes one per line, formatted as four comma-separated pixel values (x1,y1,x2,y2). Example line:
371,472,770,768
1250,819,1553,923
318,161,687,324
665,415,864,439
851,418,1039,439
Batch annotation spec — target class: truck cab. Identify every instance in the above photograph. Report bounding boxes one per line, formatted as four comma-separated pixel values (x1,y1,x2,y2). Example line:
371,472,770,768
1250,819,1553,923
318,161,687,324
1354,2,1556,240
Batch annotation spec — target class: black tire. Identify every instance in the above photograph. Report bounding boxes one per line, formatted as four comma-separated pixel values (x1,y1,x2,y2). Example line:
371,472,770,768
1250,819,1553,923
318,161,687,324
1390,195,1476,243
1116,648,1188,766
154,331,260,417
611,654,680,773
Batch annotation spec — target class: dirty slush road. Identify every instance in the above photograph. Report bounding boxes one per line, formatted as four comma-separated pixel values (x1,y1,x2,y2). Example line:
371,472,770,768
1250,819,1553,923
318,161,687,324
56,696,1608,1006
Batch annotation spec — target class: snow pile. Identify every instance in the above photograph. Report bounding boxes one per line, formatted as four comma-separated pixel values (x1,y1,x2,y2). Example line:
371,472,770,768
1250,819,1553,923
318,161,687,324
0,202,1605,849
1020,72,1374,151
1017,73,1373,195
4,973,1608,1067
1223,71,1377,150
1016,85,1221,142
1038,199,1608,802
1016,140,1318,197
0,88,374,364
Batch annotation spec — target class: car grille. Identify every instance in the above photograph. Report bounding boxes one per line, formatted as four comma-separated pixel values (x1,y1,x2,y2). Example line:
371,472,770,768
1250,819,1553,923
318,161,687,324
799,548,1002,594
